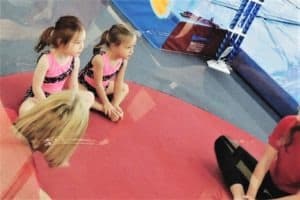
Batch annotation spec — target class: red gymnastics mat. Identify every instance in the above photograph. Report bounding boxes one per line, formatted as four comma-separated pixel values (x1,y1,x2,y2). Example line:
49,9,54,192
0,74,39,199
0,72,265,199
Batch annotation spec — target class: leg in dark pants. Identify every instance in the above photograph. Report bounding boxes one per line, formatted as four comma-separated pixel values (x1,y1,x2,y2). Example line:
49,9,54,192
214,135,257,190
214,135,290,200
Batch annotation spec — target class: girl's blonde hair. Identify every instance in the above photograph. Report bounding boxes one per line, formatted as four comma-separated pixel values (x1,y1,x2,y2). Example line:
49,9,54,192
14,90,90,167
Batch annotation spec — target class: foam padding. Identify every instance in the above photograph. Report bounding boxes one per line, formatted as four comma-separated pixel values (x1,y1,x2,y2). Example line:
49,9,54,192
0,101,39,199
0,72,265,199
162,22,227,58
0,72,33,111
111,0,178,48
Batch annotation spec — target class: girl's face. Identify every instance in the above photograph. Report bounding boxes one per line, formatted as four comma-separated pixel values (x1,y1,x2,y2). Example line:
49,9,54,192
64,30,86,57
115,35,137,59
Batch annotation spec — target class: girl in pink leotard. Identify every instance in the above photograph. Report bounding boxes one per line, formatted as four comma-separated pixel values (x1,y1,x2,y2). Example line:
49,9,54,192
19,15,87,116
79,24,137,122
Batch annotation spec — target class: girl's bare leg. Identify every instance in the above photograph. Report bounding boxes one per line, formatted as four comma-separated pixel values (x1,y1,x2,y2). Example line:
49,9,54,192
105,81,129,121
79,84,121,122
79,84,104,111
19,97,38,117
106,81,129,107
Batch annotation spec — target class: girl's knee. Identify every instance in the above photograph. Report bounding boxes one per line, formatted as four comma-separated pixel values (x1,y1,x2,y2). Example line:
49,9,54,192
122,83,129,95
19,98,36,116
78,90,95,107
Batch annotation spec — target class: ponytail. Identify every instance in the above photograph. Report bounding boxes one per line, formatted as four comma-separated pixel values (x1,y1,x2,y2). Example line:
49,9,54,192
93,24,134,55
34,26,54,53
34,16,84,53
93,30,109,55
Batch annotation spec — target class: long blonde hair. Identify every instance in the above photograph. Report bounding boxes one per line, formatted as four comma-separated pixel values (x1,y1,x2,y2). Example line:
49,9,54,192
14,90,90,167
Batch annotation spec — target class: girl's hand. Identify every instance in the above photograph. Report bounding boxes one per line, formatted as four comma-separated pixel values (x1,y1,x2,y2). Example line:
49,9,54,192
114,106,124,120
103,102,115,116
103,102,120,122
109,106,124,122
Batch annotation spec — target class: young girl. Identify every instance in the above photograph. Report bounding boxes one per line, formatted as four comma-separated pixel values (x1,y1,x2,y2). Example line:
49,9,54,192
19,15,86,116
15,90,94,167
214,114,300,200
79,24,136,122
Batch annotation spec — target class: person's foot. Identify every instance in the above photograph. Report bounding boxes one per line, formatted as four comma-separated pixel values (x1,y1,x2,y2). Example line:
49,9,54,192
95,109,120,122
115,106,124,119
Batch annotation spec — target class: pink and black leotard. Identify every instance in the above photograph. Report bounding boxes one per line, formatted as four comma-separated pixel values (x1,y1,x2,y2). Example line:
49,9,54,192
24,51,74,98
79,51,123,97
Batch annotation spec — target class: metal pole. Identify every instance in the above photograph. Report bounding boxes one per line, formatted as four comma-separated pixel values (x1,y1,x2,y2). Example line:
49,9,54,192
215,0,264,61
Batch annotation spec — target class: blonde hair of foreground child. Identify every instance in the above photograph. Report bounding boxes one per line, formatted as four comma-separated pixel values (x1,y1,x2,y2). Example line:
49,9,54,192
14,90,93,167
